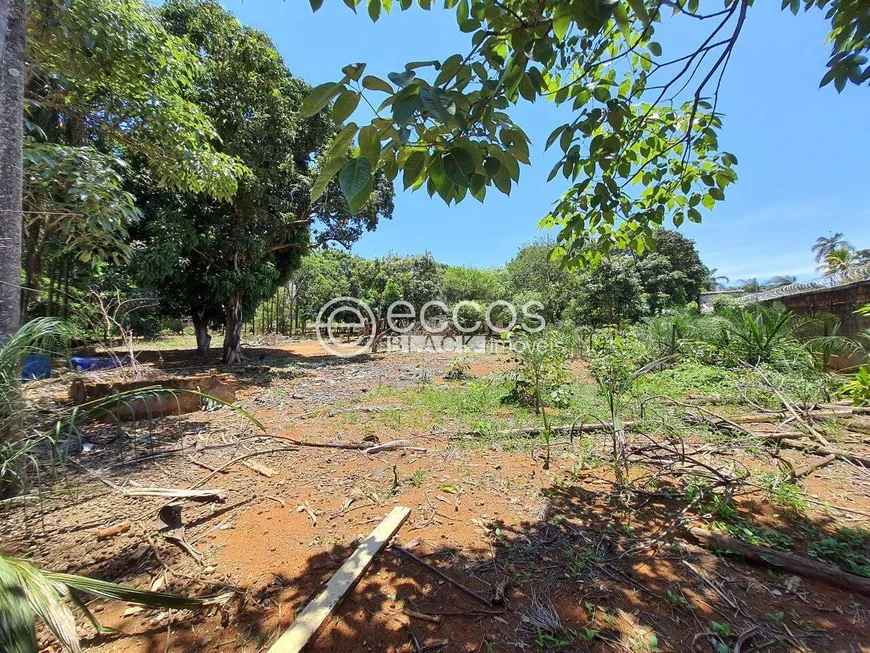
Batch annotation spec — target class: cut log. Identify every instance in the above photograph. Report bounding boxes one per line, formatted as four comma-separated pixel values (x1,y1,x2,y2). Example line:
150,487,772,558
69,371,236,422
460,421,638,438
689,527,870,598
779,439,870,468
267,506,411,653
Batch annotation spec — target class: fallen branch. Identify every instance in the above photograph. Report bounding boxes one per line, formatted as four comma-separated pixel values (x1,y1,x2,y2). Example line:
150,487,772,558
689,527,870,598
793,454,836,479
459,421,636,439
122,487,227,501
779,439,870,468
403,608,443,624
363,440,427,455
297,504,317,526
392,544,492,607
188,447,300,489
96,521,131,540
242,459,277,478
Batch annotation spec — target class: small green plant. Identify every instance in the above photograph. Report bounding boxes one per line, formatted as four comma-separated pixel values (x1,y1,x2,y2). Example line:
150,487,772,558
841,366,870,406
444,355,472,380
564,546,602,578
409,470,425,487
809,527,870,576
759,473,808,511
710,621,731,637
579,626,598,641
666,589,691,610
588,332,667,482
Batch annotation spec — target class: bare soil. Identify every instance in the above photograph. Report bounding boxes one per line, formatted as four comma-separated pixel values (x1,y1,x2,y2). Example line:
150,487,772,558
4,337,870,652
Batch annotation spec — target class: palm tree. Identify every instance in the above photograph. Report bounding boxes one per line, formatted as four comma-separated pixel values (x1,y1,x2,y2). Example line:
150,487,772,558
821,246,856,278
705,268,729,291
812,232,853,263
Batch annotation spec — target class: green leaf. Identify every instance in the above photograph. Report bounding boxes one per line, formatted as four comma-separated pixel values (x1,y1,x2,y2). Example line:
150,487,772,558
553,4,572,42
339,157,374,204
301,82,342,117
402,150,427,189
325,123,359,162
434,54,463,86
309,0,324,9
333,90,361,123
442,147,475,187
419,86,455,124
341,62,367,81
358,125,381,167
47,572,214,610
388,70,416,87
648,41,662,57
362,75,394,93
311,156,346,202
368,0,381,21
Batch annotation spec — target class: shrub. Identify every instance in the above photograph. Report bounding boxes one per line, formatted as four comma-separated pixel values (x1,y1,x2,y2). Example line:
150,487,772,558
841,366,870,406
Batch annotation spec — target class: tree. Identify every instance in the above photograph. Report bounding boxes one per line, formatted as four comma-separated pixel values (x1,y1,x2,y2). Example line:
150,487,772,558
636,229,708,313
506,238,580,324
0,0,26,338
135,0,393,361
764,275,797,288
705,268,730,291
304,0,869,266
293,249,353,325
566,256,647,327
812,232,853,263
821,246,856,279
441,265,507,305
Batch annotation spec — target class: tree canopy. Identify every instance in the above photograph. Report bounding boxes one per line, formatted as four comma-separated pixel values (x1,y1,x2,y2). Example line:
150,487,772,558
305,0,869,265
132,0,394,361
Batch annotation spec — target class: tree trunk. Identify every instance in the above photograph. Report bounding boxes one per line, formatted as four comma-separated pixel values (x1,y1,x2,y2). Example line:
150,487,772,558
192,315,211,357
222,294,244,364
0,0,26,338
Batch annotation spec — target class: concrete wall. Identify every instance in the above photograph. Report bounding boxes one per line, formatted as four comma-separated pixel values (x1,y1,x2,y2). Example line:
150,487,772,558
765,280,870,369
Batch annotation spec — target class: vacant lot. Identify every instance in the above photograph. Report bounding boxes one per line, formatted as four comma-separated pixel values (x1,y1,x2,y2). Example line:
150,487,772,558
5,336,870,652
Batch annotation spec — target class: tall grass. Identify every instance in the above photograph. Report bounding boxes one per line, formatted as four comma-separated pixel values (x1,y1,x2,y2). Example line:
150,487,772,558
1,319,70,497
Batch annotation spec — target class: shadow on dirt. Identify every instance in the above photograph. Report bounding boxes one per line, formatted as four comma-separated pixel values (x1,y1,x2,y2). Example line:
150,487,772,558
59,472,870,653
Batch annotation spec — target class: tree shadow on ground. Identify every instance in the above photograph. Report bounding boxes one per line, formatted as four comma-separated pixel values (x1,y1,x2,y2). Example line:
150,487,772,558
65,471,870,653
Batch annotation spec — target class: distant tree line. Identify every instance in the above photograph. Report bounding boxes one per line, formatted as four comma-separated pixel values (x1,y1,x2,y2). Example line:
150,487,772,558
273,228,711,333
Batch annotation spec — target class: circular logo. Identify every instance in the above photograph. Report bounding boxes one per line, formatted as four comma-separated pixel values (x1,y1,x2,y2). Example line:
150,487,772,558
314,297,377,358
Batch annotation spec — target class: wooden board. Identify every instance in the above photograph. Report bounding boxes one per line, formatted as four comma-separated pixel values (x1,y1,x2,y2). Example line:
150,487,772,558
267,506,411,653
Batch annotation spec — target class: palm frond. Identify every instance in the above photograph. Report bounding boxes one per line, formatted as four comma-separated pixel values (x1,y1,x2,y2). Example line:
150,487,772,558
0,553,229,653
1,556,80,653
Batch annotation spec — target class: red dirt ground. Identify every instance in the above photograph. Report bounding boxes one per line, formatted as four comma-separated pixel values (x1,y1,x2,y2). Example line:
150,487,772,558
4,338,870,652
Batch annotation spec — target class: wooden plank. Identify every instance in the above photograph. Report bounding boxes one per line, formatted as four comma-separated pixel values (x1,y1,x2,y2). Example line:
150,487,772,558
268,506,411,653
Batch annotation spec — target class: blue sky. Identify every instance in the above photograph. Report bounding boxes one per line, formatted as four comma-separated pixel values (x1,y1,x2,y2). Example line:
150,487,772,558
220,0,869,284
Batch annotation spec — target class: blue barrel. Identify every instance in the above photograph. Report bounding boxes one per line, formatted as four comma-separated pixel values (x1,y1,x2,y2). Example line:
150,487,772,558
22,354,52,380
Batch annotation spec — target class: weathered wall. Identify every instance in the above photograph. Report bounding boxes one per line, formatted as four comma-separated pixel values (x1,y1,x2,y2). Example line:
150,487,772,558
769,280,870,369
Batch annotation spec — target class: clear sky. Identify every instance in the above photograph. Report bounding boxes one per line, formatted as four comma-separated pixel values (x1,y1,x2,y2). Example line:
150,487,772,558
220,0,869,284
